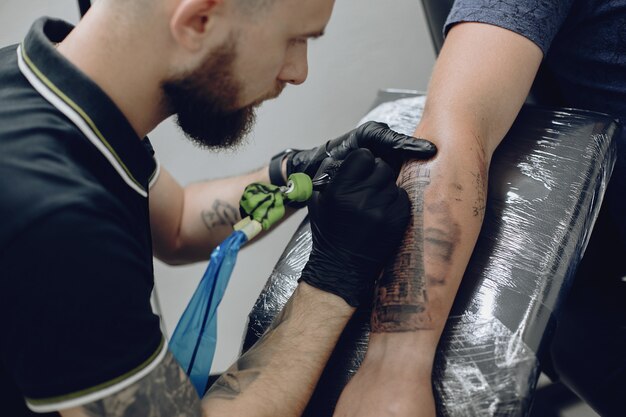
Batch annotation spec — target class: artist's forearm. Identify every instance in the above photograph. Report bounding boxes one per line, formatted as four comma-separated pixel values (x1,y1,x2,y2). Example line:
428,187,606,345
202,283,354,417
150,165,294,265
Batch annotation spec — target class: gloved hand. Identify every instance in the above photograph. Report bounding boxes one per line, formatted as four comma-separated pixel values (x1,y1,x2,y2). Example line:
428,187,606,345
288,121,436,179
299,149,411,307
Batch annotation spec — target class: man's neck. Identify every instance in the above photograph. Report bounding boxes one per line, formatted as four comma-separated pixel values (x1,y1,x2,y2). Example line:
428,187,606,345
56,8,170,138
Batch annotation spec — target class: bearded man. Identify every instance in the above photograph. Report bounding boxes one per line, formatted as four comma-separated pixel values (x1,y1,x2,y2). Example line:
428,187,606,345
0,0,437,416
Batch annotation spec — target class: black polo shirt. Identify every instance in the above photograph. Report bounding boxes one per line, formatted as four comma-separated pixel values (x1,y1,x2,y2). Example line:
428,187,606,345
0,18,166,415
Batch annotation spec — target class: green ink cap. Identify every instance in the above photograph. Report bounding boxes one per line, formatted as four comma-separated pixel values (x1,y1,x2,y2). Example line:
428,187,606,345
284,173,313,203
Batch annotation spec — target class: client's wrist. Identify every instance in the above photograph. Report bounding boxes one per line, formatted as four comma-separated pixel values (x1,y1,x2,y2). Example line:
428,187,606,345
363,331,439,378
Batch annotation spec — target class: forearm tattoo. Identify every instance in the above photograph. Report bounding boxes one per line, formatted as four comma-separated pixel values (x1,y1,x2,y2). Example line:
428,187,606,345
371,161,461,332
472,134,488,220
81,352,202,417
201,199,239,231
204,296,295,401
372,163,431,332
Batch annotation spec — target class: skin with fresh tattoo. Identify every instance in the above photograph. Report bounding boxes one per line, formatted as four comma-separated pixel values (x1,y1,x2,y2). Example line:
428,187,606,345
471,134,488,219
333,21,542,417
372,160,462,333
332,149,485,417
372,162,432,331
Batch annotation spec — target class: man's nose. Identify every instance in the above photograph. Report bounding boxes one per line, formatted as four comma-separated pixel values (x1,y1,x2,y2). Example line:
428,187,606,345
278,44,309,85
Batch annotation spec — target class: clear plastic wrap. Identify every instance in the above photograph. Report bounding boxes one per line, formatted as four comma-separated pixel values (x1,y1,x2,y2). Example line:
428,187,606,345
242,91,619,416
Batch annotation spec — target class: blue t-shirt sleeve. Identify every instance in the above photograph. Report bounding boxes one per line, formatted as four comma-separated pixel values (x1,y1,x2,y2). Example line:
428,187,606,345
444,0,575,55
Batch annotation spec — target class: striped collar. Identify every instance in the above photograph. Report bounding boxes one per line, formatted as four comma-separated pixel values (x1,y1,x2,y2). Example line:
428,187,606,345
17,18,159,198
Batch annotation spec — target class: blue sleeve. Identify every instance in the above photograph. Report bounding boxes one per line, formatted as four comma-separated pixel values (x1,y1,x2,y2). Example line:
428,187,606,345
444,0,575,55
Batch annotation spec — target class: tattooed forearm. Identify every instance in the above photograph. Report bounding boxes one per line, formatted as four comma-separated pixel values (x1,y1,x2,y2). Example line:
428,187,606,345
81,352,201,417
371,161,461,333
472,134,488,219
204,295,296,401
424,202,460,287
201,200,240,231
372,162,431,332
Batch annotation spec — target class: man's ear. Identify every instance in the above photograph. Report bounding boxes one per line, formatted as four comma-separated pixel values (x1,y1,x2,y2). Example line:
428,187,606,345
170,0,223,52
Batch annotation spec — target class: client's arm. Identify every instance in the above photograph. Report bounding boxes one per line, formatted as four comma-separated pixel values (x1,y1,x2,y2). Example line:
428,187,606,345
333,22,543,417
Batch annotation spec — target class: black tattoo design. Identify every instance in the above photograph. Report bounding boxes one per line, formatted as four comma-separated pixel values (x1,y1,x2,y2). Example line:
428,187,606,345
372,162,430,332
81,352,202,417
424,202,460,287
201,200,239,231
371,162,461,333
472,134,488,219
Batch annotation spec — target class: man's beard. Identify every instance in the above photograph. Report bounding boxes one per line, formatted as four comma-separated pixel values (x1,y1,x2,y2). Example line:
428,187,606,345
161,36,257,150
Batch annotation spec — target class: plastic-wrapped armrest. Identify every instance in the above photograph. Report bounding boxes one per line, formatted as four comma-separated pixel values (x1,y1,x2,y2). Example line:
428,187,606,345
241,91,619,417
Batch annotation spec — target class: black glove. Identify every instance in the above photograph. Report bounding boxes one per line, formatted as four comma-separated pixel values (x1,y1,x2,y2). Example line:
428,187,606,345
299,149,411,307
287,121,436,180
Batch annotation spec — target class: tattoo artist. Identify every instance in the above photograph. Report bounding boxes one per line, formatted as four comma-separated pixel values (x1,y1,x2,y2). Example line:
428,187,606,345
0,0,437,416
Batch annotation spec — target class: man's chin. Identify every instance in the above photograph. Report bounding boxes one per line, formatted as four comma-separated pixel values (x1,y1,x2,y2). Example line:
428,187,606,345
177,106,257,151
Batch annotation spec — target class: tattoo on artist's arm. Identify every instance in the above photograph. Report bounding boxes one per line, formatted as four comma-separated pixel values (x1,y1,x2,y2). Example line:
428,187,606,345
79,352,202,417
204,297,295,401
201,200,239,231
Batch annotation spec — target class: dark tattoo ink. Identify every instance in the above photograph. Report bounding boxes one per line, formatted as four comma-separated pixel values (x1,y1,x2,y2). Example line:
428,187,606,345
82,352,202,417
472,134,488,219
372,162,431,332
201,200,239,230
371,162,461,332
424,202,461,287
425,228,454,263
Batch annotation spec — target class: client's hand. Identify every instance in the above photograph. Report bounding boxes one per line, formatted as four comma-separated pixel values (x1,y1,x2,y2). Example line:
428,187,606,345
332,332,436,417
299,149,410,307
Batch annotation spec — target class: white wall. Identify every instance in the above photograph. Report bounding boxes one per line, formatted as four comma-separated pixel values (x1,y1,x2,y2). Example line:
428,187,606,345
1,0,436,373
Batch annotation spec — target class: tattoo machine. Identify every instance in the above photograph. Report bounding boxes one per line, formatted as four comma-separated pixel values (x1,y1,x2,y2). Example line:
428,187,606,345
170,166,339,396
234,172,314,240
234,160,342,239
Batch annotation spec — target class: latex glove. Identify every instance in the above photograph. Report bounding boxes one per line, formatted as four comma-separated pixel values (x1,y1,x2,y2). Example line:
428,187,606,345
299,149,410,307
287,121,436,179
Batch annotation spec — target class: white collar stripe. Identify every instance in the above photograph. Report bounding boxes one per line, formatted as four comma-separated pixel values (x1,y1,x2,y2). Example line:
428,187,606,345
25,339,167,412
16,45,148,198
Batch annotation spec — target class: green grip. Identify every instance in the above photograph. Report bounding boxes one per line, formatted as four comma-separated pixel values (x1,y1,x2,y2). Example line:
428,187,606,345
239,183,285,231
239,175,314,232
285,173,313,202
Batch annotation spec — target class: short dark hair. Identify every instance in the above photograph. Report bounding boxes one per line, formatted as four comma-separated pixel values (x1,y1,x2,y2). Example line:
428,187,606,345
235,0,278,14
